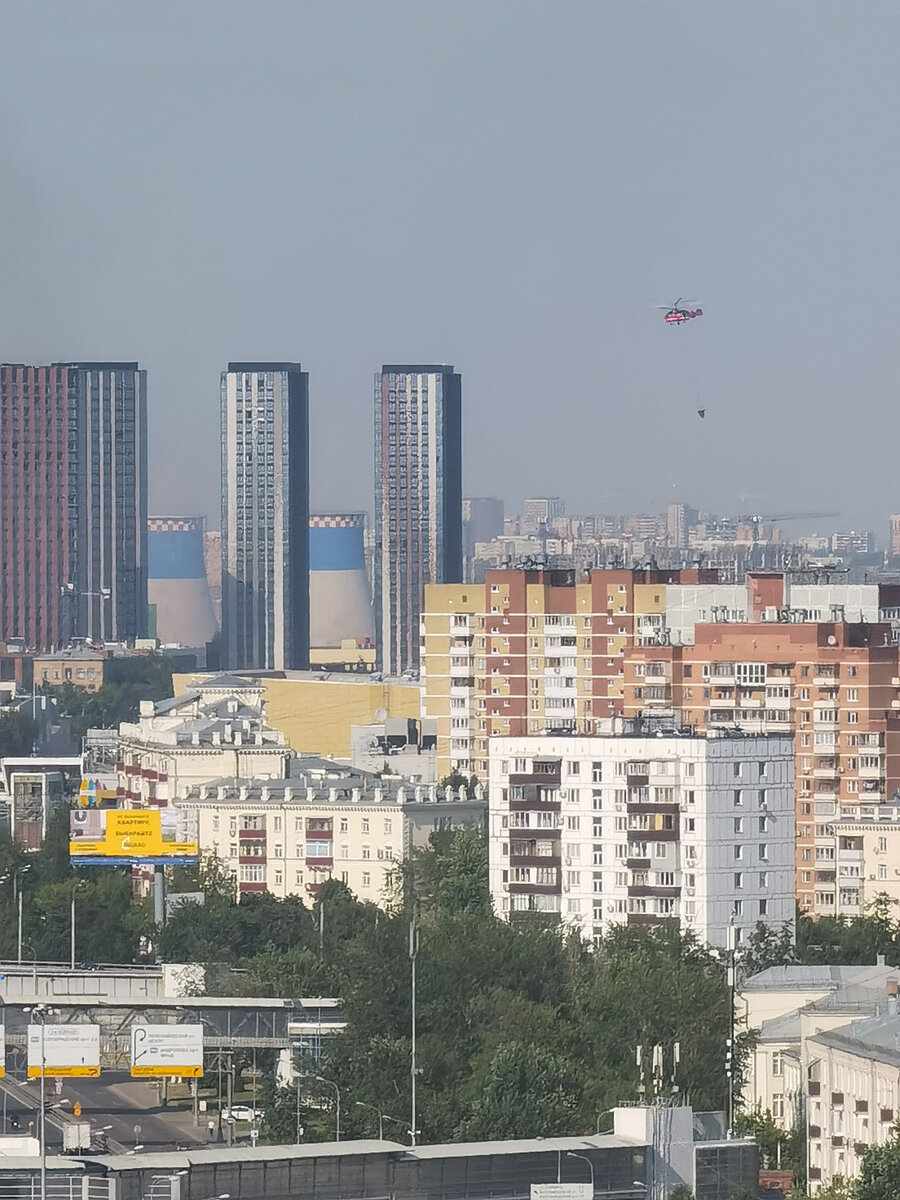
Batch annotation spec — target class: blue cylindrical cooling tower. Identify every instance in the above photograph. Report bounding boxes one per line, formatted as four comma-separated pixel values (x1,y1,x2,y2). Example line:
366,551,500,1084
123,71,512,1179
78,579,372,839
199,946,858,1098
148,517,218,647
309,513,374,648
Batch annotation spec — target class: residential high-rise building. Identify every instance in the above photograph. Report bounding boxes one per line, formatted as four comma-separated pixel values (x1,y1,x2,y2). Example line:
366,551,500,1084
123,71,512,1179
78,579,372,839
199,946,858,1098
623,617,900,916
0,361,148,650
374,364,462,675
488,726,794,949
220,362,310,671
421,566,719,781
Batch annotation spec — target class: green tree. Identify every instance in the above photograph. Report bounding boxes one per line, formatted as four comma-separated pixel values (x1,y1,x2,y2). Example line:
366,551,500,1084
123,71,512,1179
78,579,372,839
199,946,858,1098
741,921,796,978
856,1124,900,1199
734,1108,804,1180
456,1041,582,1140
0,709,37,756
668,1187,695,1200
258,1071,309,1145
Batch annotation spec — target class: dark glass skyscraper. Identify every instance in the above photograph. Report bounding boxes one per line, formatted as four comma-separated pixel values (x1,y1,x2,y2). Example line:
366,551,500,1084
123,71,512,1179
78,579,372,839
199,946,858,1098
0,361,147,650
220,362,310,670
374,364,462,675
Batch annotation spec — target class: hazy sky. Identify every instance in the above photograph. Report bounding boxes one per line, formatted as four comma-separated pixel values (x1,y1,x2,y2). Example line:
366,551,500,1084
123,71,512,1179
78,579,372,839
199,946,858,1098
2,1,898,536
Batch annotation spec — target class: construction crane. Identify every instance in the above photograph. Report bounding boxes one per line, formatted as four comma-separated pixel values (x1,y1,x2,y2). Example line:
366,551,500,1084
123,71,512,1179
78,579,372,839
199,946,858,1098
739,511,839,544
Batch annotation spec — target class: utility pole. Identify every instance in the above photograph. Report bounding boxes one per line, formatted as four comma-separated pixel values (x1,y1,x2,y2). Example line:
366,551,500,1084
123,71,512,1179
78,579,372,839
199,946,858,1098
409,911,419,1147
726,920,736,1137
70,889,76,971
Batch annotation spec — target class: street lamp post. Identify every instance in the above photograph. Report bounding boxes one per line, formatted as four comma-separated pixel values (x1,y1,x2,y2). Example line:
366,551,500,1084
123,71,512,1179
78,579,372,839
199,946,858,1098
409,913,419,1146
1,867,31,964
314,1075,340,1142
566,1151,595,1195
355,1100,393,1141
28,1003,56,1200
23,943,38,992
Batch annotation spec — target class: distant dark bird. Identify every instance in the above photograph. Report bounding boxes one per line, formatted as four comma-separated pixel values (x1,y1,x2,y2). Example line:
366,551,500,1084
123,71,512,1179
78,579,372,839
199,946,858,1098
697,408,706,419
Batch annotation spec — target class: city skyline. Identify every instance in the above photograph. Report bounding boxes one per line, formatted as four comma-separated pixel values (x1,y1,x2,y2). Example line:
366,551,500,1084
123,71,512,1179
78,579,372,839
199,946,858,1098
3,3,900,535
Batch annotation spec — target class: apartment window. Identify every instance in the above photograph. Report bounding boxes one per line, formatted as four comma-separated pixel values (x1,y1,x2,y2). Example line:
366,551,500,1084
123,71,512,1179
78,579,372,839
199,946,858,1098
734,872,743,889
734,790,743,807
339,818,348,833
566,816,580,831
772,1051,783,1076
685,818,695,833
879,836,888,852
273,816,282,832
847,665,858,678
847,688,858,701
879,864,888,881
759,816,767,833
759,871,768,888
734,845,743,861
383,819,392,835
733,900,743,917
294,818,304,833
568,761,580,777
273,843,283,858
362,872,370,887
274,869,283,886
734,817,743,834
847,711,858,724
772,1095,785,1120
758,844,768,861
684,790,695,806
295,870,304,885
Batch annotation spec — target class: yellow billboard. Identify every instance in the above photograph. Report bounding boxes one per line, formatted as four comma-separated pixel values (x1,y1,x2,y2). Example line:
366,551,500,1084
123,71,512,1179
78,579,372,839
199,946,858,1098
70,808,199,865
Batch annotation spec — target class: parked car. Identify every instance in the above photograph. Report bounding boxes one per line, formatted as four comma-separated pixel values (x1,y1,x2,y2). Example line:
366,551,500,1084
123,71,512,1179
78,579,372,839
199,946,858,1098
223,1105,263,1123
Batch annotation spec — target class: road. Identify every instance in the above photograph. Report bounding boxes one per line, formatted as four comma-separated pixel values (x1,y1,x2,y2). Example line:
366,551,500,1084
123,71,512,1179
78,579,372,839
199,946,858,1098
0,1071,210,1153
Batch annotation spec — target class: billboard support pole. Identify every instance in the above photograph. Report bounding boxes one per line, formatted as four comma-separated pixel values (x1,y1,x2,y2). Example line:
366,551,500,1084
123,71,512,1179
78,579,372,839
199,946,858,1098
154,866,165,926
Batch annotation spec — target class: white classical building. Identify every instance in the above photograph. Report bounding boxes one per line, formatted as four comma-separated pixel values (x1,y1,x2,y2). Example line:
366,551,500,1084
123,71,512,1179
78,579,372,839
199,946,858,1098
738,962,900,1192
176,759,485,904
488,723,795,949
115,673,291,805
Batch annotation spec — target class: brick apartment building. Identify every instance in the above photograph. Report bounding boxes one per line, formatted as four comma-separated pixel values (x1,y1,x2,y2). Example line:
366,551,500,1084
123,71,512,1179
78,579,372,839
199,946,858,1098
422,567,718,781
624,616,900,915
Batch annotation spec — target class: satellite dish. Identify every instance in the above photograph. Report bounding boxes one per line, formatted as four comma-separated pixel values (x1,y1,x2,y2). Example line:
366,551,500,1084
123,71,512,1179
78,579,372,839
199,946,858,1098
375,707,387,722
827,635,837,645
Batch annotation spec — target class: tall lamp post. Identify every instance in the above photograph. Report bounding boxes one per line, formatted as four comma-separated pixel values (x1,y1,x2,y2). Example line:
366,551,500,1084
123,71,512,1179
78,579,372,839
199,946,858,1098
409,912,419,1146
1,866,31,964
314,1075,340,1142
566,1151,595,1195
28,1003,57,1200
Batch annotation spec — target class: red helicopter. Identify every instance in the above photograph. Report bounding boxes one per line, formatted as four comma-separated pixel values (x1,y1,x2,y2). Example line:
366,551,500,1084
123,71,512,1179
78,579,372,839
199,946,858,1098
656,298,703,326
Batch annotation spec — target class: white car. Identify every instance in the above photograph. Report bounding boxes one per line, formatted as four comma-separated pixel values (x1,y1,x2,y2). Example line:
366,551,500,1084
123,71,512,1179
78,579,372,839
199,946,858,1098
223,1106,263,1123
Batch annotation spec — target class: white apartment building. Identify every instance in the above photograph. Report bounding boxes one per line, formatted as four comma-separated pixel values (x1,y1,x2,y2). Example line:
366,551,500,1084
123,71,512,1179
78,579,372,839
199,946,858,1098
116,673,290,806
738,962,900,1192
488,724,795,950
175,760,485,902
833,806,900,917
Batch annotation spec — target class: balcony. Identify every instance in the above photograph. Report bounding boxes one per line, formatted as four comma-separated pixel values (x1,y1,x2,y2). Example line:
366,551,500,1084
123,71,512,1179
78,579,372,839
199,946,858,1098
814,760,839,777
814,669,840,684
859,764,884,779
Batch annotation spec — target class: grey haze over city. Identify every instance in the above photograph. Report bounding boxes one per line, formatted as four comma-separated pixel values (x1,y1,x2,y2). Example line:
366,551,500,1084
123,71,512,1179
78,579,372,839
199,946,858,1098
1,0,897,533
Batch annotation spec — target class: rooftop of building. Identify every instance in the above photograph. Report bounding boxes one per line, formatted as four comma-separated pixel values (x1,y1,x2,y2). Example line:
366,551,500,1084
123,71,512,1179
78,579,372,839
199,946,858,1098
33,645,107,662
741,965,869,992
181,764,482,808
742,963,897,993
809,1008,900,1067
225,361,303,373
